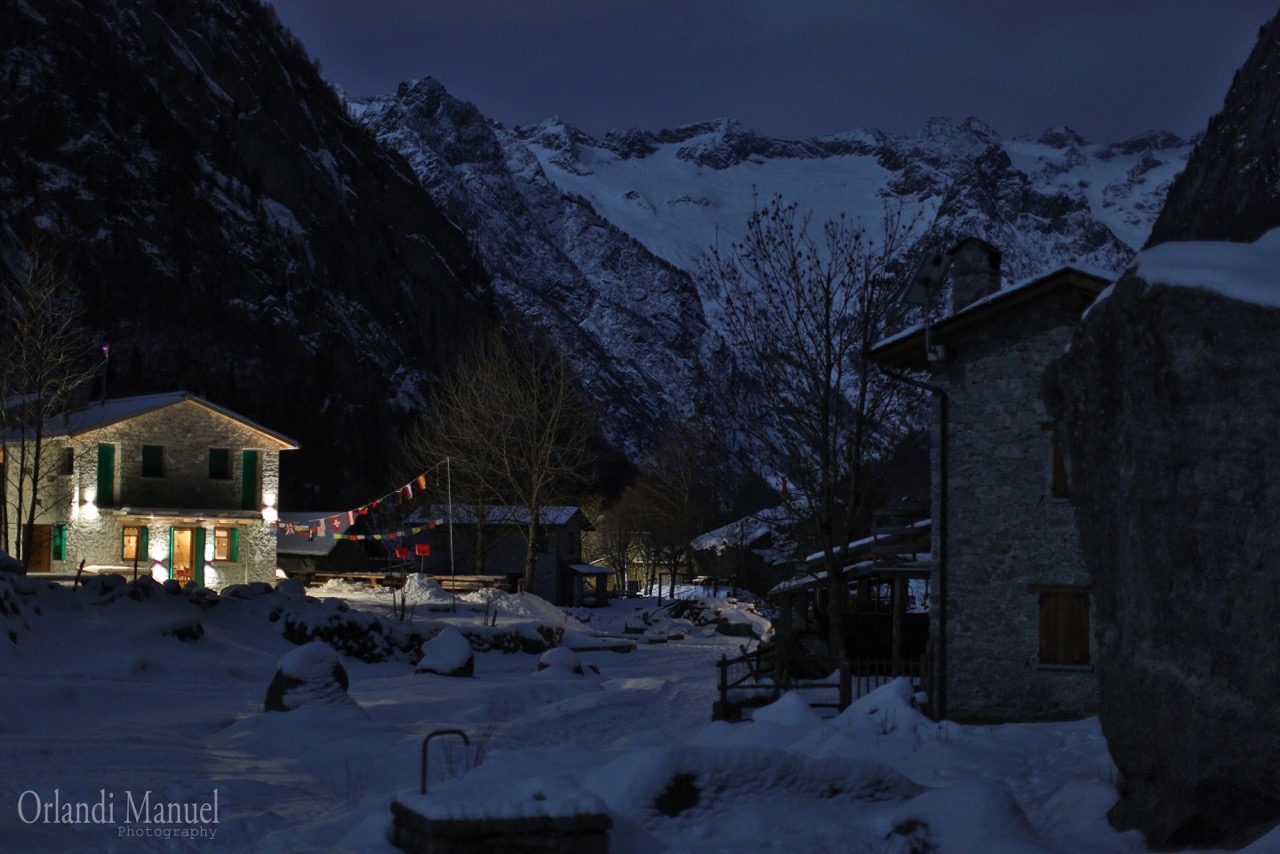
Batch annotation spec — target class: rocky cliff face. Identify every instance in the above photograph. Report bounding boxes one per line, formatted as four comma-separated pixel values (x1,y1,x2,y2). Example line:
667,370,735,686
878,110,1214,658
353,80,1190,461
350,80,711,456
513,114,1188,284
1045,251,1280,847
0,0,490,504
1147,11,1280,245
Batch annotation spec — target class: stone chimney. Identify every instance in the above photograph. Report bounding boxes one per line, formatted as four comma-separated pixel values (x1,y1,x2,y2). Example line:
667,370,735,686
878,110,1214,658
947,237,1003,312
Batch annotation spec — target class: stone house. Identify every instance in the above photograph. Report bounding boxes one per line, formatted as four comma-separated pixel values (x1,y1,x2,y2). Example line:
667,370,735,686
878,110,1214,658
4,392,297,588
869,238,1107,722
408,505,599,605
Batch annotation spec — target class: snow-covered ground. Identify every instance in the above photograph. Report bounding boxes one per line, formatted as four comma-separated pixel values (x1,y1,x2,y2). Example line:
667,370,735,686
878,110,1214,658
0,574,1268,853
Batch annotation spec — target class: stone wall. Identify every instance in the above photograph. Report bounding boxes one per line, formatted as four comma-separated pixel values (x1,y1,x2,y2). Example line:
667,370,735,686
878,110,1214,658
1045,273,1280,847
51,400,285,588
935,293,1097,721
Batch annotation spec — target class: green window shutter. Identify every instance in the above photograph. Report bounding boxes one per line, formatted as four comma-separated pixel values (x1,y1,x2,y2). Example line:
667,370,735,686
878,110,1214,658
52,525,66,561
96,444,115,507
229,528,240,562
140,526,149,560
167,527,175,579
193,528,206,586
209,448,229,480
240,451,259,510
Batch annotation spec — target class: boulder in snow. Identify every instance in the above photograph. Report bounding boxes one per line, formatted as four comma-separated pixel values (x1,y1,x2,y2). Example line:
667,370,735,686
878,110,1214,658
264,641,357,712
415,627,475,677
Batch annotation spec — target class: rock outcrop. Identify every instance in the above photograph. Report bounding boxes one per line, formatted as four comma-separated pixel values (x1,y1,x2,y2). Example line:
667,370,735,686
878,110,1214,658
0,0,490,505
1148,11,1280,245
1045,251,1280,848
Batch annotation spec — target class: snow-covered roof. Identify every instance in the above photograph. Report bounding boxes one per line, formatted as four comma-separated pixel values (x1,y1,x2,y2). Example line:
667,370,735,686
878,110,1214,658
39,392,299,448
691,505,795,552
1094,227,1280,314
870,265,1112,370
406,505,582,526
800,517,931,566
569,563,614,576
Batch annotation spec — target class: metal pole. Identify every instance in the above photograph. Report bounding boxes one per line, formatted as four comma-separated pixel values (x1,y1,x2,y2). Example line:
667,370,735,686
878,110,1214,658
447,456,456,613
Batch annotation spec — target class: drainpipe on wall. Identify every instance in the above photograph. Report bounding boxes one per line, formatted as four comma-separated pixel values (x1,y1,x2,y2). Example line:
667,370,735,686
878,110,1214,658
877,364,949,722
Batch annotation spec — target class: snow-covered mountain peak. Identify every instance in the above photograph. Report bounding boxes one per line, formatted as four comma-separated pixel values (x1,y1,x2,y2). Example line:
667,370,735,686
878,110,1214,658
352,75,1192,459
1036,124,1089,148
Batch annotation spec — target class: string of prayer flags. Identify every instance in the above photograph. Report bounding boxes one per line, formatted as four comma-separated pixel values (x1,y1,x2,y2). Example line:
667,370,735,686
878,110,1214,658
272,458,450,540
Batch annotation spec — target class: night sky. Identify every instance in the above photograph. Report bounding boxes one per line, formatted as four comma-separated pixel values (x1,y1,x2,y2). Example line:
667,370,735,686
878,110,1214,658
269,1,1277,143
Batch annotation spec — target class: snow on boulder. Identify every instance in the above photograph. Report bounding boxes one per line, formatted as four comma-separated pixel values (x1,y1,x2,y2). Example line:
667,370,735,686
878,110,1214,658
537,646,583,675
715,607,771,639
416,627,475,677
264,641,360,712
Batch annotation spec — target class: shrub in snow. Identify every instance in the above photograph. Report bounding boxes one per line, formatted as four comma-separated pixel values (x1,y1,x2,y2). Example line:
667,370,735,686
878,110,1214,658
451,621,563,655
595,745,923,830
275,578,307,598
415,627,475,677
82,573,129,601
277,599,423,663
158,616,204,643
264,641,359,712
221,581,275,600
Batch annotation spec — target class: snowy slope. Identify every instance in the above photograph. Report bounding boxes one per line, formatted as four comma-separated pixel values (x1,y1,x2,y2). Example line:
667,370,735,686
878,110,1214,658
517,118,1189,284
352,79,1189,461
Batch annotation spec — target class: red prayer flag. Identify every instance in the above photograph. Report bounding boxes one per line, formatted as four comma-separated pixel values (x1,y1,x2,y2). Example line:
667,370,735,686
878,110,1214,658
394,547,409,559
330,516,341,531
414,544,431,557
347,510,356,525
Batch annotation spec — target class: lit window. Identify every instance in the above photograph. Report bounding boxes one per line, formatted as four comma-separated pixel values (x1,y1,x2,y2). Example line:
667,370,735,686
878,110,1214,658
122,526,144,561
214,528,238,561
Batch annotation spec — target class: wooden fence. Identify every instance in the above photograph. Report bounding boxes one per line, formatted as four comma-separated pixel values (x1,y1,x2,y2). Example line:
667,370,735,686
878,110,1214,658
713,647,927,722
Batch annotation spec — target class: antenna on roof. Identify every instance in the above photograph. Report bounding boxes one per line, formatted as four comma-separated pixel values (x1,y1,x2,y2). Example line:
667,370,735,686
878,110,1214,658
899,252,951,307
100,343,110,405
896,251,951,364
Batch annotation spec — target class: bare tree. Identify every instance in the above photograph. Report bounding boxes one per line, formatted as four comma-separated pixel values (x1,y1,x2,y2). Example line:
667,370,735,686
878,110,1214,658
0,247,101,570
419,330,597,592
582,490,641,594
634,419,726,600
700,196,919,664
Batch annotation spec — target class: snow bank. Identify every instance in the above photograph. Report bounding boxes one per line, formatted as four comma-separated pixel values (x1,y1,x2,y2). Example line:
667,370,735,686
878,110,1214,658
1132,227,1280,309
397,774,607,822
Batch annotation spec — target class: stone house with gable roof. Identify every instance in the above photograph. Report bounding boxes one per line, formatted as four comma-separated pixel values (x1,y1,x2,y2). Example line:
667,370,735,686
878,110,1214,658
3,392,297,588
869,238,1107,722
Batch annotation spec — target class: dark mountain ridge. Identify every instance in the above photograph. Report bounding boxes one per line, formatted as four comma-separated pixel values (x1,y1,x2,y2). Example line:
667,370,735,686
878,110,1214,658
1148,10,1280,245
0,0,492,505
